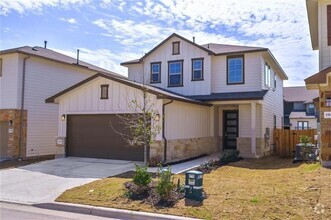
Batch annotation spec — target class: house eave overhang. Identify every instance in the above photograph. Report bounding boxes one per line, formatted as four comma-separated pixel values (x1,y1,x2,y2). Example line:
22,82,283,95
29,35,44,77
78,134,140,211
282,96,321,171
306,0,319,50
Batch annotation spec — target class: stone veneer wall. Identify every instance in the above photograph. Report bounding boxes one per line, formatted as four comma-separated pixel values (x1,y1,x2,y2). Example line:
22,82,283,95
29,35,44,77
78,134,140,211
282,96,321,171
319,75,331,166
0,109,27,158
166,137,219,162
237,137,270,158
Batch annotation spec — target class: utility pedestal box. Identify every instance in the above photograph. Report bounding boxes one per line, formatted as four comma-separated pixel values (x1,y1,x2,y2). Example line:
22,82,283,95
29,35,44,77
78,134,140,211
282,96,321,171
185,170,203,201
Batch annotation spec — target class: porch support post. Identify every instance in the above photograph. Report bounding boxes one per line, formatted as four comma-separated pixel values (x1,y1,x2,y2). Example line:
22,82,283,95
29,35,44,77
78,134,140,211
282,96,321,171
251,102,256,156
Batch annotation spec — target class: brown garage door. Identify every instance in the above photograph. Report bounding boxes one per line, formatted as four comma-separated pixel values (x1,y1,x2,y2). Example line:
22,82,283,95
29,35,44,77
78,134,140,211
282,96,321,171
66,114,145,161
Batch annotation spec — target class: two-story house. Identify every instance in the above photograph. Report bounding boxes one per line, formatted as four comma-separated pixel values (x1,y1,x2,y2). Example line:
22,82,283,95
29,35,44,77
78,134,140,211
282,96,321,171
305,0,331,167
47,33,288,163
0,46,121,160
283,86,319,130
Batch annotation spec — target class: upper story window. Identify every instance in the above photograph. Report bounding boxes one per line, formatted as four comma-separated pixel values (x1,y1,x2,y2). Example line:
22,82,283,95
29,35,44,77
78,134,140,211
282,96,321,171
150,62,161,83
191,58,204,81
264,62,271,87
327,5,331,45
172,41,180,55
326,98,331,107
227,55,244,85
0,58,2,77
307,103,315,114
100,84,109,99
168,60,183,87
274,74,277,89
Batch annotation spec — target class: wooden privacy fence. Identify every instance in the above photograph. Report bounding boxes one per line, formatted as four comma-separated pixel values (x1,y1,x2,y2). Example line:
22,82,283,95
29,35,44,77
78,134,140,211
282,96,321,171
274,129,317,157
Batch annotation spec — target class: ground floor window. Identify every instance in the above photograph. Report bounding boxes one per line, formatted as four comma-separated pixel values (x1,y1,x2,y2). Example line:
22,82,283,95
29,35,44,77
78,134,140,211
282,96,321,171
297,121,309,130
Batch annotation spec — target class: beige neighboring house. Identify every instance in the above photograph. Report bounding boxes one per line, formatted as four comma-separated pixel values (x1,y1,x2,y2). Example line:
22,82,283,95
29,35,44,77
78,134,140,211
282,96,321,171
283,86,319,130
47,33,288,163
0,46,121,159
306,0,331,167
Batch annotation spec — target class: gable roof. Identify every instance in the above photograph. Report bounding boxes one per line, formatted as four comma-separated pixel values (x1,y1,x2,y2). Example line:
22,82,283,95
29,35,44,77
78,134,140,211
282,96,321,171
305,66,331,84
187,90,268,101
201,43,267,55
283,86,319,103
121,33,214,65
120,33,288,80
0,46,124,78
45,72,211,107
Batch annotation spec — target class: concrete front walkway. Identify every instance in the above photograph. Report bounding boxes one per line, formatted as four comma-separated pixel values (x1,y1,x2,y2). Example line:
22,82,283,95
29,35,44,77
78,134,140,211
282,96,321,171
0,157,141,204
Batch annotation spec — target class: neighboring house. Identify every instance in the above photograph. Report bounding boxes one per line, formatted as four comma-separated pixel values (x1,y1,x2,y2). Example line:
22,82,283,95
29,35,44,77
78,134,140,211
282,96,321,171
0,46,121,159
47,33,288,163
305,0,331,167
283,86,319,130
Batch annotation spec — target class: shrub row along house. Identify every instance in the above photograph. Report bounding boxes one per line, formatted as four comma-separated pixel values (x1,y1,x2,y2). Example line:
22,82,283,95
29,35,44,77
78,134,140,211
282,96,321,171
1,33,288,163
305,0,331,167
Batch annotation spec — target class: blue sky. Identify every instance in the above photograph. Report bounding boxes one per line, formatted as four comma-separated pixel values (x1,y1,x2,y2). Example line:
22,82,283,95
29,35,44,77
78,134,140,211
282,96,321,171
1,0,318,86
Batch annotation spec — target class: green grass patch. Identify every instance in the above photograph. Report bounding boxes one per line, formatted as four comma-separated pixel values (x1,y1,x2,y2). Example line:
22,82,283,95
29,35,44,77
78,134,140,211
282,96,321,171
302,163,321,172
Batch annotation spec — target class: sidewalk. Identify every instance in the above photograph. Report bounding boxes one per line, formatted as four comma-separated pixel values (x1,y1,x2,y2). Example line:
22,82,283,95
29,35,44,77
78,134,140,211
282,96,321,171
148,153,219,174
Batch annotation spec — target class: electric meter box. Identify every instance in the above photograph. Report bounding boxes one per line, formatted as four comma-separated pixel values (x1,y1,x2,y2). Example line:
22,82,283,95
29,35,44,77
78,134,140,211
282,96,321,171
185,170,203,201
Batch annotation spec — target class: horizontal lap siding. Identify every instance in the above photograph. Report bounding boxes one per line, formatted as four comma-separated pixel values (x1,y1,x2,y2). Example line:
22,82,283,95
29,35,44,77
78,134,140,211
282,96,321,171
211,52,263,93
165,101,211,140
25,58,94,157
0,54,20,109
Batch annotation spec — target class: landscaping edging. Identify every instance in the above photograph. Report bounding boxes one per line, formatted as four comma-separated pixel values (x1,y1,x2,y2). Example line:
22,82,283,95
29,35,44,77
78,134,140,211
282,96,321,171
33,201,200,220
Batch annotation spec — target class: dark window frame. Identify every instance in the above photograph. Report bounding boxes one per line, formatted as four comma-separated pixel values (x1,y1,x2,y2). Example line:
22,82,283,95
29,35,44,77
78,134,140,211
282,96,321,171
0,58,2,77
150,62,161,84
227,55,245,85
100,84,109,99
168,59,184,87
191,58,204,81
297,121,309,130
328,5,331,45
172,41,180,55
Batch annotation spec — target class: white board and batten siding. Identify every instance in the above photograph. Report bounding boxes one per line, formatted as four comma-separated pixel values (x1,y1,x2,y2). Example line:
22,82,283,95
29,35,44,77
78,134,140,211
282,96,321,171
24,57,95,157
164,101,211,140
128,36,212,96
211,52,263,93
319,1,331,70
0,53,21,109
58,77,163,140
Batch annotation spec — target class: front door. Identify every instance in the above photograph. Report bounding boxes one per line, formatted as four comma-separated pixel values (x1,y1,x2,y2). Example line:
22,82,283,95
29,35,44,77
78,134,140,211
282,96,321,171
223,110,238,150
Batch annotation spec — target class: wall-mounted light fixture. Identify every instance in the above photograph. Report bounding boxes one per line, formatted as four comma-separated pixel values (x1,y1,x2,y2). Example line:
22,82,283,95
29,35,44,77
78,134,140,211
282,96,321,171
61,114,66,121
154,113,160,122
8,120,13,126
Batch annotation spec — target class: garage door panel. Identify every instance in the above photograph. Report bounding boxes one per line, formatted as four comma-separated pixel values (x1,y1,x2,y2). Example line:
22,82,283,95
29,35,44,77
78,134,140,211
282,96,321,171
67,115,145,161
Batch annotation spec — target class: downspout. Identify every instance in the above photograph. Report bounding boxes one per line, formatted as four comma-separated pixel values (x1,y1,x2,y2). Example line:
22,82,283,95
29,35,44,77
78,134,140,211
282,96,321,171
162,99,173,163
18,56,30,160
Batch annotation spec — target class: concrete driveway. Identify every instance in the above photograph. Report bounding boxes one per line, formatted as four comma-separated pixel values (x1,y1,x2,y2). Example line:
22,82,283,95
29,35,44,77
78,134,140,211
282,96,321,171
0,157,140,204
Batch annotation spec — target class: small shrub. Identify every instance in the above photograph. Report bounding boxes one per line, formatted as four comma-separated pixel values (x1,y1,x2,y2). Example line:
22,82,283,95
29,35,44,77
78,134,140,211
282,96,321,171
219,150,240,164
156,166,175,200
133,164,152,186
149,157,163,167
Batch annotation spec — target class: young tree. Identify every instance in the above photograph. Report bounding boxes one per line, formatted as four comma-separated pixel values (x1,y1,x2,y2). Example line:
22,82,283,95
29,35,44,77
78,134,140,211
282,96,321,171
110,77,161,164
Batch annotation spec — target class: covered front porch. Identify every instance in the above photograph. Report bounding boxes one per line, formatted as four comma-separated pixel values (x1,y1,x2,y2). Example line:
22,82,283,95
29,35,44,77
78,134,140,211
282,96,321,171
210,100,266,158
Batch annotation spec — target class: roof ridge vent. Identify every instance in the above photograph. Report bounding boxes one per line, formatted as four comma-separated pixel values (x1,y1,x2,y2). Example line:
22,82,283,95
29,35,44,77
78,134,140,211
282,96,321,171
32,47,38,51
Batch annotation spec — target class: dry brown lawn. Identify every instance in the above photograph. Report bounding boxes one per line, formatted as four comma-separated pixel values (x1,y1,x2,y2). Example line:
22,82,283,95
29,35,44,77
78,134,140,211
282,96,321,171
57,157,331,219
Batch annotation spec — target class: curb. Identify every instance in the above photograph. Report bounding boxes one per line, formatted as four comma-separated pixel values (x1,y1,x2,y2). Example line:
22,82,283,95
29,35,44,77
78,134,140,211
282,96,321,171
33,202,200,220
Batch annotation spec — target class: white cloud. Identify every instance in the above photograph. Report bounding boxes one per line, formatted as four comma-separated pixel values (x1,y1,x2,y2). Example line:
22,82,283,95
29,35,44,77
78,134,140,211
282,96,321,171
60,18,77,24
0,0,90,15
53,47,140,76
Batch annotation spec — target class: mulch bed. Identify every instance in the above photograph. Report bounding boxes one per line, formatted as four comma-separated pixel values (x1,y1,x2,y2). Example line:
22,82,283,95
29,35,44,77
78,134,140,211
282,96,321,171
124,180,184,207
